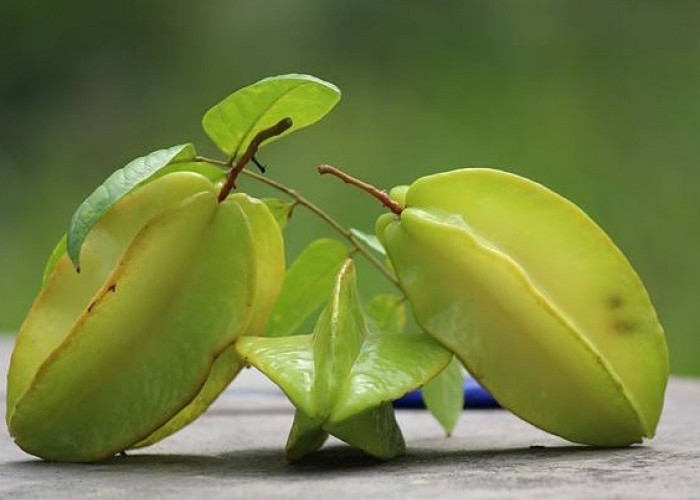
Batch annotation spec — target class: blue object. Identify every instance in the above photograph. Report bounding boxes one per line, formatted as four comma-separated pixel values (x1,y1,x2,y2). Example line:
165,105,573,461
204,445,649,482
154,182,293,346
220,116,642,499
393,378,500,409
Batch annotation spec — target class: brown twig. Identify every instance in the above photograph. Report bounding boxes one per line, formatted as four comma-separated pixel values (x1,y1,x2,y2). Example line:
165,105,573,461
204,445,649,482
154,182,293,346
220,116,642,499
192,156,403,290
238,169,401,289
317,164,403,215
218,117,293,201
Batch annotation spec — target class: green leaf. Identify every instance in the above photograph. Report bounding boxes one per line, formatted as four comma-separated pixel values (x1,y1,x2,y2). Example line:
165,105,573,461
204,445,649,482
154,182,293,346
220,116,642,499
202,74,341,156
421,356,465,436
350,228,385,256
237,259,452,461
262,198,294,229
264,238,349,337
41,234,67,288
66,143,196,269
366,294,405,335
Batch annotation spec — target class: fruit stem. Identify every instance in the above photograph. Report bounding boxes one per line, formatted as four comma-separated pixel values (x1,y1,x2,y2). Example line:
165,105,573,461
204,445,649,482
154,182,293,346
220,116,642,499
317,164,403,216
218,117,293,201
194,155,401,289
240,168,402,289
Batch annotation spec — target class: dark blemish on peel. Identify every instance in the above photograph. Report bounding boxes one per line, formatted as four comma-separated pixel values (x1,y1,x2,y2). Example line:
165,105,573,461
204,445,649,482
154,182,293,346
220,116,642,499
87,283,117,313
607,295,624,310
613,319,635,334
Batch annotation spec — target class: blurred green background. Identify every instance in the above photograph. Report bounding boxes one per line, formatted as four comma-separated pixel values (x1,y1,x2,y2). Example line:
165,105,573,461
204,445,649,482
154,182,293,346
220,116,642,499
1,1,698,374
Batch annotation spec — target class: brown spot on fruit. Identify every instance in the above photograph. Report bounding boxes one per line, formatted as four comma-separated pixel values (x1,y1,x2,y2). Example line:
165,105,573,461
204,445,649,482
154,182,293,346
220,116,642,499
607,295,624,310
613,319,635,334
87,283,117,314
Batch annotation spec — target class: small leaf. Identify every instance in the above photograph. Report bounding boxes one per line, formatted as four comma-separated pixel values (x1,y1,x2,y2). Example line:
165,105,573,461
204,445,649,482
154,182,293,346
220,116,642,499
350,228,385,255
366,294,405,335
66,143,196,269
41,234,67,288
421,356,465,436
202,74,341,156
262,198,294,229
264,238,349,337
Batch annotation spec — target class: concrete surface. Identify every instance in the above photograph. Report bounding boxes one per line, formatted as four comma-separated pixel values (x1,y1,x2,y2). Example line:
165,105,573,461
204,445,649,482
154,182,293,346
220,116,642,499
0,337,698,499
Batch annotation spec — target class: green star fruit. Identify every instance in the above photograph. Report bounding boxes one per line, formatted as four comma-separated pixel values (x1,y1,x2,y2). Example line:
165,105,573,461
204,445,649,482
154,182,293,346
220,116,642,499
376,168,669,447
236,259,453,461
7,171,284,461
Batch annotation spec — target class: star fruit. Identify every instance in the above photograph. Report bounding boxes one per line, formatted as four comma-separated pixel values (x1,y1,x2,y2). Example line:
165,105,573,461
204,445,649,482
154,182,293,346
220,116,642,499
376,168,669,447
237,259,452,461
6,170,284,462
6,72,342,462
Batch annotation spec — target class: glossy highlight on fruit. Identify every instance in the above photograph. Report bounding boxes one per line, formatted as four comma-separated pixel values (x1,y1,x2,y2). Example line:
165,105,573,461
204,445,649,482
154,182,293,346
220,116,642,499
6,171,284,462
376,168,669,446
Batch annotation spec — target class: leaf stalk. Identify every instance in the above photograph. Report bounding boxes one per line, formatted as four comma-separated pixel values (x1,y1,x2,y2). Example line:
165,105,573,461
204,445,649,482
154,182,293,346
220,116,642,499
218,117,293,201
317,164,403,216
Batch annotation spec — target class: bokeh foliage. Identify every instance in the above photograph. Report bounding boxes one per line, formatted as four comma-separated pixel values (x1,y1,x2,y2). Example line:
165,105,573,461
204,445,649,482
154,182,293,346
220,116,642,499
1,1,698,374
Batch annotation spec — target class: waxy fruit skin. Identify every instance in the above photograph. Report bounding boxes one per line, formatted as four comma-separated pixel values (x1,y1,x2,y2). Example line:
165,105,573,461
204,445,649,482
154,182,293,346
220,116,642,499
237,259,451,461
377,168,669,446
134,193,285,448
6,172,283,462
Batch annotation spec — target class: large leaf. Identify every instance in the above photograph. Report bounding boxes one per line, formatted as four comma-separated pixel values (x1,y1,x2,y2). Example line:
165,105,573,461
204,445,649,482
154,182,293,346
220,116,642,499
264,238,349,337
421,356,465,436
237,259,452,461
66,143,196,269
202,74,340,156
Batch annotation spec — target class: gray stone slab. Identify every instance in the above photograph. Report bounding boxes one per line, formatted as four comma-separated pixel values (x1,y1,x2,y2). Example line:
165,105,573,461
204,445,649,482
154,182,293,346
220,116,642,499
1,337,698,499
